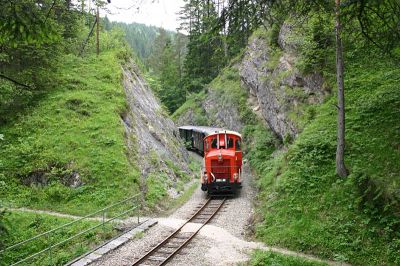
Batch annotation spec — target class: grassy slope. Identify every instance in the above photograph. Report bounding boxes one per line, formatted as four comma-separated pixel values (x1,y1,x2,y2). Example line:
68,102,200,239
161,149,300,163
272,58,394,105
255,54,400,265
0,50,140,215
1,211,115,266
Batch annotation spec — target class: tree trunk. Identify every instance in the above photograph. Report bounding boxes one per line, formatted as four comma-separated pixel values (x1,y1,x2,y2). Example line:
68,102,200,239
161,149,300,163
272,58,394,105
96,6,100,56
335,0,349,177
81,0,85,13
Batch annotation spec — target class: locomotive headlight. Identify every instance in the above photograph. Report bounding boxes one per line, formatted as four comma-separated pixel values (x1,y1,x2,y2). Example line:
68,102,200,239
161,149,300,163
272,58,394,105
233,173,239,180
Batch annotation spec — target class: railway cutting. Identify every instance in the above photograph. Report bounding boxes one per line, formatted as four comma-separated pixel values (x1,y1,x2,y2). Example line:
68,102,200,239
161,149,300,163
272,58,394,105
132,197,226,266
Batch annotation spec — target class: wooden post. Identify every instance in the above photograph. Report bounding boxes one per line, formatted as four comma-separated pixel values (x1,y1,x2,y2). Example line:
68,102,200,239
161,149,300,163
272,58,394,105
96,5,100,56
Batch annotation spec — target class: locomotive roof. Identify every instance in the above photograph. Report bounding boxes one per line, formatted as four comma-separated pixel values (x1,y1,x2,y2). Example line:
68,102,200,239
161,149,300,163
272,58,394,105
179,125,241,138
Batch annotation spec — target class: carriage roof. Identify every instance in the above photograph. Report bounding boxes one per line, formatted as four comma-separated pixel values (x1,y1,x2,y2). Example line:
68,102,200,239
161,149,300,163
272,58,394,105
178,125,241,138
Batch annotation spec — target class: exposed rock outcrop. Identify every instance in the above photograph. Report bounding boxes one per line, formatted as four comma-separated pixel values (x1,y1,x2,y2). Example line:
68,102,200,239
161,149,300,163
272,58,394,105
202,87,243,132
175,86,243,132
122,60,190,192
239,23,329,139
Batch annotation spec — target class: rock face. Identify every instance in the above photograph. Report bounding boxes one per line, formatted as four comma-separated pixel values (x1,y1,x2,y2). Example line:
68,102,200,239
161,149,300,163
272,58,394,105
175,86,243,132
239,24,329,139
175,108,198,127
202,87,244,132
122,60,189,186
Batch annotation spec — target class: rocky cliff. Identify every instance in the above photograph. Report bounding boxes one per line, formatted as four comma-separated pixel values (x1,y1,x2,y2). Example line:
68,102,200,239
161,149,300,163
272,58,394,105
122,60,190,197
239,24,329,139
175,23,330,141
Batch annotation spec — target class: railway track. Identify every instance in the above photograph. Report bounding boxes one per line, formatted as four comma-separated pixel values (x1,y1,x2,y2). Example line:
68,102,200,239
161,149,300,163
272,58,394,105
132,197,226,266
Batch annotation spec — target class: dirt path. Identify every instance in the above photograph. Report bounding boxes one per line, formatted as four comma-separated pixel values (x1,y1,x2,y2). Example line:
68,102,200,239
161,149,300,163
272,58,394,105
8,207,105,221
90,163,344,266
7,207,152,228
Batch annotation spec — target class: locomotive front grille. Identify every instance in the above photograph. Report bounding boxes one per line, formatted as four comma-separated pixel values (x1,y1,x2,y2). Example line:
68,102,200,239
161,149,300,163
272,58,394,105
211,159,231,179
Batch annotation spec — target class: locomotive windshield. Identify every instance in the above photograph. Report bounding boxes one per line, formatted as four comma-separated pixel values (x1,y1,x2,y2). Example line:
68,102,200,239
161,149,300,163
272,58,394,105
235,139,241,151
208,135,241,150
211,138,217,148
228,138,234,148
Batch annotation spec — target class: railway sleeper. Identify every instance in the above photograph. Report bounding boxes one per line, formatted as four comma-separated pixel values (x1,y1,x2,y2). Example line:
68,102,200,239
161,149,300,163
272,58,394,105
194,214,213,218
156,249,174,254
173,235,191,239
163,244,182,248
168,240,187,246
197,211,216,215
147,256,168,262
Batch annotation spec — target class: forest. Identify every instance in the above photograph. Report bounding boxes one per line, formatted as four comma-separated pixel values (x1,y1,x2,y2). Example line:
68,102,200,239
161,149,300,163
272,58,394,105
1,0,400,265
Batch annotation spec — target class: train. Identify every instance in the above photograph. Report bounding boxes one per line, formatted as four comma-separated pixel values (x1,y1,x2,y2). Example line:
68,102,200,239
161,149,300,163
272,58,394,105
179,126,242,194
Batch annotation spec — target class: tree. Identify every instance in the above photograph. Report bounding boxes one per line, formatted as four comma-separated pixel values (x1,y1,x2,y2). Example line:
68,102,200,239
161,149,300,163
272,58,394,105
335,0,348,177
0,1,82,121
148,28,169,74
159,39,185,113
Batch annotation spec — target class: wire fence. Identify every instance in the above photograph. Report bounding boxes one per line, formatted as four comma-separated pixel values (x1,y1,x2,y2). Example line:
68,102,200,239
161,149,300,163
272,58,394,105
0,193,142,266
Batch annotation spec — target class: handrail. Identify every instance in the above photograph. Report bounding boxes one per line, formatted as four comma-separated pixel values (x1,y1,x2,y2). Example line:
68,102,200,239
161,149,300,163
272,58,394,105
0,193,142,265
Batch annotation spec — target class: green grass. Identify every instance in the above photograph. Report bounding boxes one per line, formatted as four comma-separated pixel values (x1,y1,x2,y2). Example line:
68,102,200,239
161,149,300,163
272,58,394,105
0,210,116,266
145,173,169,208
0,50,140,215
250,250,328,266
254,54,400,265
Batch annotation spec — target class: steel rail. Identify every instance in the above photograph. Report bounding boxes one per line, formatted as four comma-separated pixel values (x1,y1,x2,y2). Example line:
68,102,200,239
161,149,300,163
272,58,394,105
132,197,226,266
159,198,226,266
132,198,211,265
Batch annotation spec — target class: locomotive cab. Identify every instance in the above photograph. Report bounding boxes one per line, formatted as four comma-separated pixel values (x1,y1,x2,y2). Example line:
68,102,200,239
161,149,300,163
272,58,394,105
201,131,242,194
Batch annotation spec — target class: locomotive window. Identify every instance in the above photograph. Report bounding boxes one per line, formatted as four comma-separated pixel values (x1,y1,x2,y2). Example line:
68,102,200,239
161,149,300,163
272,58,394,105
235,139,241,151
228,138,234,148
211,138,217,148
205,140,209,151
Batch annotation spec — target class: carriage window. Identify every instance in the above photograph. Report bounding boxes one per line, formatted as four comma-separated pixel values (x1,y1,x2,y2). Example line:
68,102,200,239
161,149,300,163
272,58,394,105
211,138,218,148
235,139,241,151
228,138,234,148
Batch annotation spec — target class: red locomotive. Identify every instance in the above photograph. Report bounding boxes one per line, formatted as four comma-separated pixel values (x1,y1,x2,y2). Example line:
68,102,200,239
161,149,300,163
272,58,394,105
179,126,242,194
